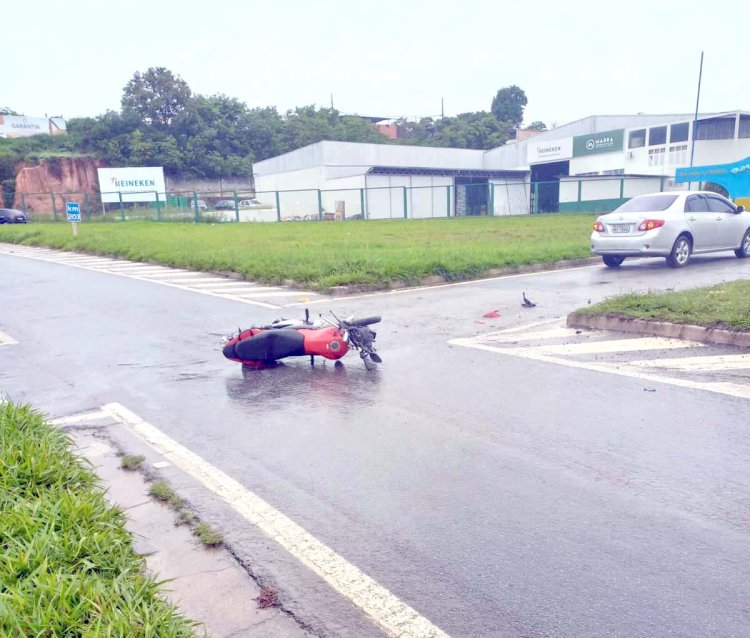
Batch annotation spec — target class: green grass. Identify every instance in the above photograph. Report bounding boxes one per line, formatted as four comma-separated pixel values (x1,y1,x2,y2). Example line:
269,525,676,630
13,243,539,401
148,481,184,510
194,523,223,547
120,454,146,471
0,402,197,636
578,280,750,330
0,215,595,290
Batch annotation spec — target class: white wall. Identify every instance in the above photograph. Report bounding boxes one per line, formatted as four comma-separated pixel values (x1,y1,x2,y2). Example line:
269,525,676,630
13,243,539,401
569,153,624,175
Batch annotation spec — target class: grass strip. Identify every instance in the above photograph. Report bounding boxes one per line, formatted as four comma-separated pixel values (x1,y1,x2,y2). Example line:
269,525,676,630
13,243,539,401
577,280,750,330
0,215,594,290
0,402,197,637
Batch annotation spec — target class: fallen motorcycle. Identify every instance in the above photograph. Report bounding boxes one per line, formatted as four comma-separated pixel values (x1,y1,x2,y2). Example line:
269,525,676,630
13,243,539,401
222,310,382,370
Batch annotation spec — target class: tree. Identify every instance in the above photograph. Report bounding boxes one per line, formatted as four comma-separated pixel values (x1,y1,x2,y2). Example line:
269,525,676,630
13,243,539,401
526,121,547,131
121,67,192,127
396,112,509,150
491,85,527,127
0,107,20,115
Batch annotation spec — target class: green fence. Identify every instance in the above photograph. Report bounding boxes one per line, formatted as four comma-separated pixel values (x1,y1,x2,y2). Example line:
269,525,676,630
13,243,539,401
4,176,681,222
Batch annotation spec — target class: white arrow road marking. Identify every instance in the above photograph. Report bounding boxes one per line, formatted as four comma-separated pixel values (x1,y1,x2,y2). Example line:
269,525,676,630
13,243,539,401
99,402,449,638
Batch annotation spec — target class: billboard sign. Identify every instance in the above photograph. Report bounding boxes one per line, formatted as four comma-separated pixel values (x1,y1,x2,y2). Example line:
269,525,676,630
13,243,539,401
0,115,66,139
97,167,167,203
573,129,624,157
526,138,573,164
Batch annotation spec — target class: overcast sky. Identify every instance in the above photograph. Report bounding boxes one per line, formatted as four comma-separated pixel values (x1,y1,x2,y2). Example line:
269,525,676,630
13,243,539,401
6,0,749,128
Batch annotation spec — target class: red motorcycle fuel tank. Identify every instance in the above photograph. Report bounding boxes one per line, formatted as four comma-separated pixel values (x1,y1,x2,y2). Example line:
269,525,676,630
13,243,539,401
299,326,349,360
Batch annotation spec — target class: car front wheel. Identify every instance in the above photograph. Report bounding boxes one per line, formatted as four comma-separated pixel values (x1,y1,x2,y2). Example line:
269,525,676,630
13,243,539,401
734,228,750,258
602,255,625,268
667,235,692,268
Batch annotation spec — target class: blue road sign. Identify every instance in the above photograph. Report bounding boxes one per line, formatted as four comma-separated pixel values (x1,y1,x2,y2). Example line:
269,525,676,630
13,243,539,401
66,202,81,222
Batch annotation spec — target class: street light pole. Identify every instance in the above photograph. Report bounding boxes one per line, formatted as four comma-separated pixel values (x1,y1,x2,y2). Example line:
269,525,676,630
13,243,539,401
689,51,704,168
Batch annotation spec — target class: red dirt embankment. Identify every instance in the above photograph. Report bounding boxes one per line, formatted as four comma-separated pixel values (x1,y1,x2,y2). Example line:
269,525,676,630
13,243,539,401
14,157,102,216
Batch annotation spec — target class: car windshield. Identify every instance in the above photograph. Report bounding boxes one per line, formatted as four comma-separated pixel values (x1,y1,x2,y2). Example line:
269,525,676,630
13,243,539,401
613,194,678,213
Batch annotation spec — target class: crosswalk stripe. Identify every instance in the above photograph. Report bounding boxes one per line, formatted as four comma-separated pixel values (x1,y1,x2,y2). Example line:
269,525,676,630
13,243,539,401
535,337,703,356
450,338,750,400
484,327,583,343
0,330,18,345
630,354,750,372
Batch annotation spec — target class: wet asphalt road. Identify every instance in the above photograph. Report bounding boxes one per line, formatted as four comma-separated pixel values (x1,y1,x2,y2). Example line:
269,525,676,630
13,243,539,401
2,250,750,638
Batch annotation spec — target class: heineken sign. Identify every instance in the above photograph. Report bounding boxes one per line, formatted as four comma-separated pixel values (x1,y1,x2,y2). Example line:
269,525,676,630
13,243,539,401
97,167,166,203
573,129,624,157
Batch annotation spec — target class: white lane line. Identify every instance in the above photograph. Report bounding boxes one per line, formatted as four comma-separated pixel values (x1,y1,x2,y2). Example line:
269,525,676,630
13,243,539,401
101,402,448,638
630,354,750,372
0,330,19,345
534,337,704,356
450,338,750,400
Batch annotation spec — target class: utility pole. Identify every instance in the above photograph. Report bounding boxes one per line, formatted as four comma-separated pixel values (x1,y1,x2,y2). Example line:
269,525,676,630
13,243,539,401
689,51,704,168
441,98,444,118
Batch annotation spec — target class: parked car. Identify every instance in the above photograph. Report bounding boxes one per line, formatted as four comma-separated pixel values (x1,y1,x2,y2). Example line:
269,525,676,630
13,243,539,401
0,208,28,223
191,199,208,210
238,198,263,208
591,191,750,268
214,199,236,210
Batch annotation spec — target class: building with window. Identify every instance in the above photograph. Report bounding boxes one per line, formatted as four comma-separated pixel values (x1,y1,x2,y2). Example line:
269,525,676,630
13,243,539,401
252,111,750,217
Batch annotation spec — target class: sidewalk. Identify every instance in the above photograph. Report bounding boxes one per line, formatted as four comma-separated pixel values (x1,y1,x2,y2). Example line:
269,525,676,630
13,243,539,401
66,418,314,638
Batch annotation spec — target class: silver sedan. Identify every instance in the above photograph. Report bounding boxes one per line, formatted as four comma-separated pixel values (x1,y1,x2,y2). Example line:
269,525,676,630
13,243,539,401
591,191,750,268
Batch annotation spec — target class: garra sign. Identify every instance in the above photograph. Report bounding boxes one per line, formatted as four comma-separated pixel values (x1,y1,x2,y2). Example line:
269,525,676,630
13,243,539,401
97,167,166,203
573,129,624,157
527,137,573,164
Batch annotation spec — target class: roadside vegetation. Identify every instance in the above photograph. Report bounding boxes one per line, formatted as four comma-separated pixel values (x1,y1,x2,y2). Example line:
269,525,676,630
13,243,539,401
0,402,197,636
0,215,594,289
579,280,750,330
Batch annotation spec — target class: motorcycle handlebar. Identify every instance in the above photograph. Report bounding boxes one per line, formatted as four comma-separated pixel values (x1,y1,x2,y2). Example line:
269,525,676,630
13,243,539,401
348,315,381,327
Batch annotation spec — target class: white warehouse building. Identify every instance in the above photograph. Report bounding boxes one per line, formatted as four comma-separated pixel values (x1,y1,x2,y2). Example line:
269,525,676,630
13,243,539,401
252,141,529,220
252,110,750,219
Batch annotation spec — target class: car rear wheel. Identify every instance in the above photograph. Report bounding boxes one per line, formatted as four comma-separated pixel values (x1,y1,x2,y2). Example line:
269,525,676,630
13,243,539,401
667,235,692,268
734,228,750,258
602,255,625,268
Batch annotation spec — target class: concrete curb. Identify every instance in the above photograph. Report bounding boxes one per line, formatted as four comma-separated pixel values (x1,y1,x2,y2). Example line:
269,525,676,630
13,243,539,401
567,312,750,347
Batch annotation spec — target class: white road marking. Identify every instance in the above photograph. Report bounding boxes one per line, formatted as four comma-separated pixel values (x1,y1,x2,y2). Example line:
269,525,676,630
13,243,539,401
484,327,584,343
631,354,750,372
0,244,283,309
99,402,448,638
48,408,110,426
450,337,750,400
187,281,278,289
0,330,19,345
535,337,704,356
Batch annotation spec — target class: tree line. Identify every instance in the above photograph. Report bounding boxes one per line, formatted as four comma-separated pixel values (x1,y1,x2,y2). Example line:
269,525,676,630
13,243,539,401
1,68,545,183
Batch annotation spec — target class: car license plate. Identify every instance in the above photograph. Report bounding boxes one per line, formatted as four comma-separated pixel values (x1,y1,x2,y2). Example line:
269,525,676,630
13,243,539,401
611,224,630,233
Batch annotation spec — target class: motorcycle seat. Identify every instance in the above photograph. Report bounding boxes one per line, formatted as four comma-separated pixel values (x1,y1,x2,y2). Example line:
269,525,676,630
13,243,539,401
233,328,305,362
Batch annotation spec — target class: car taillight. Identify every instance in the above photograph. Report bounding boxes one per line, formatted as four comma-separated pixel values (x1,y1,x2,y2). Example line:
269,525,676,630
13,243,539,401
638,219,665,231
593,221,605,232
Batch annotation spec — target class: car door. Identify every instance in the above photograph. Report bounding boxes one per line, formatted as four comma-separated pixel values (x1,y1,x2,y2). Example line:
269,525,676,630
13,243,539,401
706,195,744,249
683,194,716,251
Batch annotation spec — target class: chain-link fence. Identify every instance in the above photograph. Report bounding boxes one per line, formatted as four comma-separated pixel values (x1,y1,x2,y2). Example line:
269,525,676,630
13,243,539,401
4,176,688,223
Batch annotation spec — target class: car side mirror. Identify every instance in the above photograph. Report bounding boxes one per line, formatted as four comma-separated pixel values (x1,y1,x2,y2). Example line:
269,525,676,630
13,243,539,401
736,205,745,213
